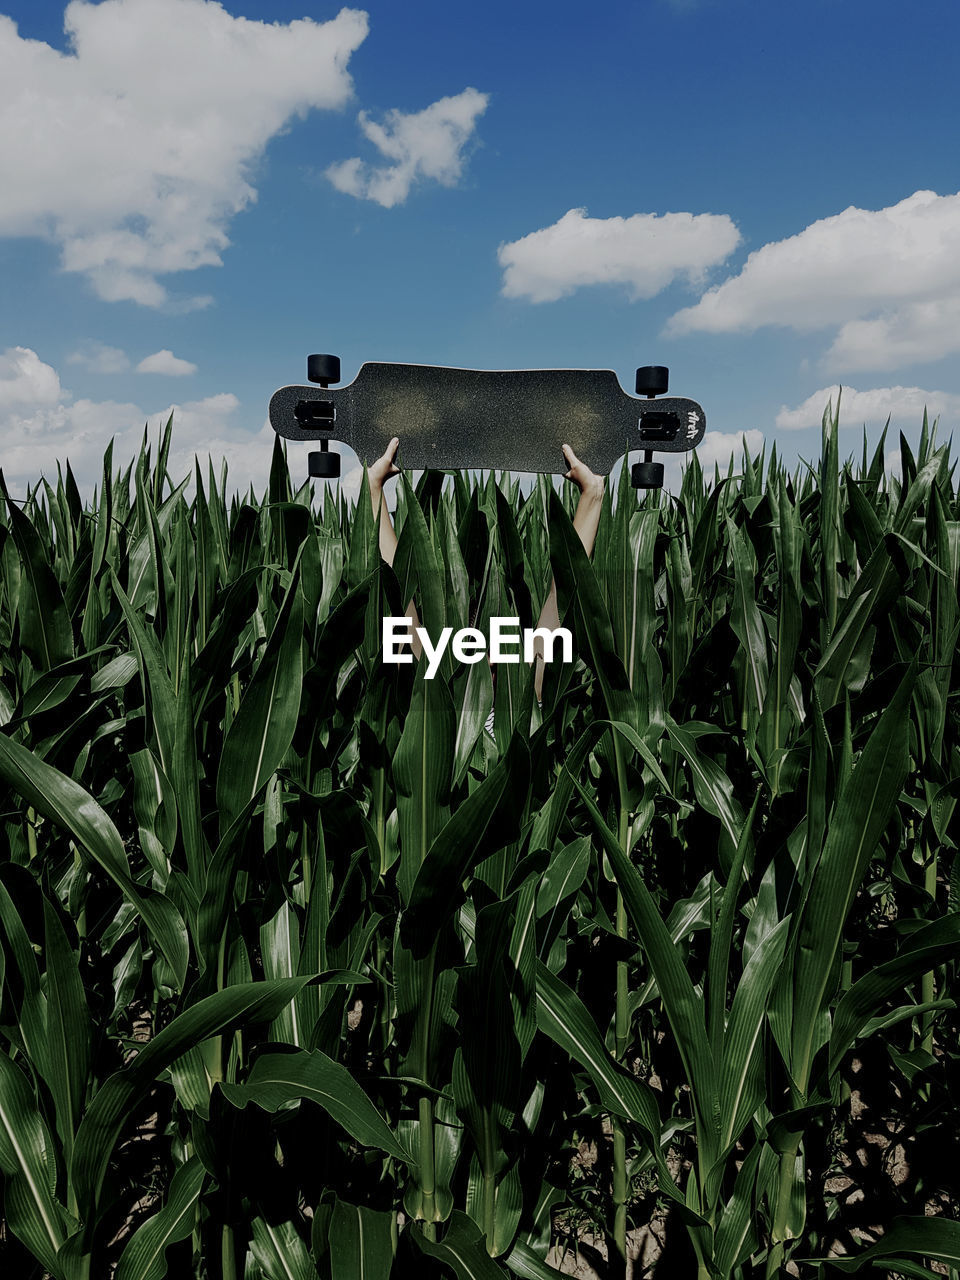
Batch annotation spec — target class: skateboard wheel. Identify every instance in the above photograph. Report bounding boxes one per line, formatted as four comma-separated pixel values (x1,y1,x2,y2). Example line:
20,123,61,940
308,449,341,479
307,354,341,385
636,365,669,397
631,460,664,489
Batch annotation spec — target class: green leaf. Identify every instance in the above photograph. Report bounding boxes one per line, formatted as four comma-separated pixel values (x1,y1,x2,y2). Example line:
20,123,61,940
534,960,691,1217
221,1048,414,1166
217,560,304,833
402,733,530,952
2,484,74,672
726,515,769,723
70,978,315,1232
406,1210,505,1280
712,1141,763,1275
316,1196,396,1280
664,718,747,872
393,469,448,644
250,1216,315,1280
0,732,189,988
0,876,46,1062
39,898,92,1166
706,791,760,1051
529,717,672,856
0,1052,71,1278
259,899,304,1046
114,1156,206,1280
548,489,640,735
788,660,918,1093
505,1240,567,1278
394,661,456,904
535,960,658,1129
715,916,790,1159
572,779,717,1167
813,535,906,710
803,1215,960,1270
829,913,960,1073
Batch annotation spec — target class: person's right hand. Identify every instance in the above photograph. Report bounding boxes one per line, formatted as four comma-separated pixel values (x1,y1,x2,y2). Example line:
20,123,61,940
562,444,603,503
368,437,401,492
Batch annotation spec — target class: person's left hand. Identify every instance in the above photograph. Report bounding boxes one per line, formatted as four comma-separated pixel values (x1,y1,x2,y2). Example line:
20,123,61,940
368,437,401,492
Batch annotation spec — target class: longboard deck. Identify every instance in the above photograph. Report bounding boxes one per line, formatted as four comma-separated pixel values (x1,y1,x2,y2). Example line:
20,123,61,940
269,363,706,474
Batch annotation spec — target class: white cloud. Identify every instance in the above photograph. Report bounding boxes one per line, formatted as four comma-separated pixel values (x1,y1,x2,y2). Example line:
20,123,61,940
0,346,365,503
325,87,488,208
775,384,960,431
666,190,960,371
497,207,741,304
0,1,368,306
67,341,131,373
0,346,64,409
136,349,198,376
825,297,960,370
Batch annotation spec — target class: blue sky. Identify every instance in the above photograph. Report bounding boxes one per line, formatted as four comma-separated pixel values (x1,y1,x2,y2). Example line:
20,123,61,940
2,0,959,498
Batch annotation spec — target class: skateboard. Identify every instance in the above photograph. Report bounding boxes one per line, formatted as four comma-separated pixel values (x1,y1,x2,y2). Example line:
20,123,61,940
268,356,706,488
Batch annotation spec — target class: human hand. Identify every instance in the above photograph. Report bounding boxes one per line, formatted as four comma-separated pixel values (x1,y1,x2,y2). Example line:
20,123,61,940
562,444,603,502
368,437,401,493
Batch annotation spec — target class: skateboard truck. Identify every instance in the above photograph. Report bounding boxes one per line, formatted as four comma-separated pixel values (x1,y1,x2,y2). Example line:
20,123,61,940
271,354,706,487
304,354,341,479
632,365,669,489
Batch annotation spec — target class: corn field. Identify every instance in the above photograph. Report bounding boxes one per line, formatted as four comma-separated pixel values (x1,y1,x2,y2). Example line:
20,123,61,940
1,404,959,1280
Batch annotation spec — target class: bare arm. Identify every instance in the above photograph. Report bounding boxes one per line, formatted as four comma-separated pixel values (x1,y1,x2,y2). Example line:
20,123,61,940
368,437,422,660
532,444,604,701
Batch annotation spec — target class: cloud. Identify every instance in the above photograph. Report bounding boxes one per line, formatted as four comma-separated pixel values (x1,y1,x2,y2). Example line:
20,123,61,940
0,346,64,409
325,87,488,208
825,297,960,371
775,384,960,431
666,190,960,370
0,0,368,306
0,345,369,503
67,341,131,373
136,349,198,376
497,207,741,304
67,343,198,376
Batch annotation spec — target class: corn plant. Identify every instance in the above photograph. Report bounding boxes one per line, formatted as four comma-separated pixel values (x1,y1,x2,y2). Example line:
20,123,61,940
0,403,958,1280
